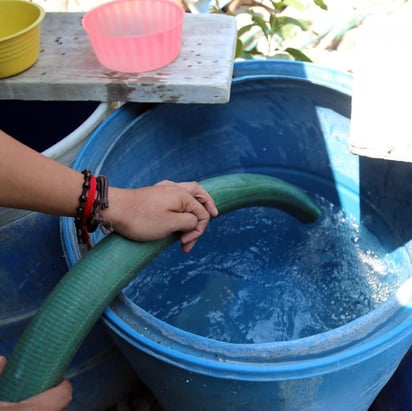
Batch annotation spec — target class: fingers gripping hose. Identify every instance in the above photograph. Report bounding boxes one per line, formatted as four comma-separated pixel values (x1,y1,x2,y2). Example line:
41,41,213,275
0,173,320,401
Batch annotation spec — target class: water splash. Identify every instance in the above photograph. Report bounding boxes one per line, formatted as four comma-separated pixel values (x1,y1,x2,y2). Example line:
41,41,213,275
124,194,411,343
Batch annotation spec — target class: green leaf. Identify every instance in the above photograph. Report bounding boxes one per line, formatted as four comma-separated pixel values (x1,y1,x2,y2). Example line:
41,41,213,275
250,12,271,37
284,47,313,62
238,50,266,60
237,23,257,37
235,39,244,58
277,16,309,31
280,23,297,41
313,0,328,10
269,14,279,34
237,28,262,52
282,0,305,12
271,1,287,10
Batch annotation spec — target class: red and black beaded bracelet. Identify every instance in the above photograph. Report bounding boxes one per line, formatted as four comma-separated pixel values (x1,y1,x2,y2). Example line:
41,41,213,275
88,174,112,235
75,169,112,250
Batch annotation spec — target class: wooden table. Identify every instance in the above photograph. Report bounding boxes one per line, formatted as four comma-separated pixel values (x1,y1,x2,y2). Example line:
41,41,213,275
0,12,237,104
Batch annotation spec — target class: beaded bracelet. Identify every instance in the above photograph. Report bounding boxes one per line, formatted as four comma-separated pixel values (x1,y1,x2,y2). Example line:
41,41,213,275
75,169,92,247
88,175,113,235
75,169,112,250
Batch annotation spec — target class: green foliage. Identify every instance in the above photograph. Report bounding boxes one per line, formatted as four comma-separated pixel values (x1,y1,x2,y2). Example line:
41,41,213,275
313,0,328,10
214,0,328,61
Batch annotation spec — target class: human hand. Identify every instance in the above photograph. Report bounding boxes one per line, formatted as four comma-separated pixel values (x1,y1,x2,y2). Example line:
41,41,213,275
106,180,219,252
0,356,72,411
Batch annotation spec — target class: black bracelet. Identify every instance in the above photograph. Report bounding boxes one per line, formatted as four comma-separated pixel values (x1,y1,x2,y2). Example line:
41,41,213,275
75,169,92,244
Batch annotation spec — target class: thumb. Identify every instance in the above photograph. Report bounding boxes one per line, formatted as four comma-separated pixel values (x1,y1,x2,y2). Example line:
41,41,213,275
22,380,73,410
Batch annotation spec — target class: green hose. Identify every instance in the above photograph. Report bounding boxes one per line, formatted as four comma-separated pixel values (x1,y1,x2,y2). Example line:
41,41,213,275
0,173,321,402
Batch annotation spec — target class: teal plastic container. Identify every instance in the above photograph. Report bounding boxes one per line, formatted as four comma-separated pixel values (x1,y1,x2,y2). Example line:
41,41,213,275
62,61,412,411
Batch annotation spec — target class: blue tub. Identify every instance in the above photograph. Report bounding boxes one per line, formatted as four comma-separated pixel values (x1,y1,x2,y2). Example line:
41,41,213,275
62,61,412,411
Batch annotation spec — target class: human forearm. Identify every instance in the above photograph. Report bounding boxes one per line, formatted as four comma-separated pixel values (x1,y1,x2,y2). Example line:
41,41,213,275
0,130,218,251
0,129,83,216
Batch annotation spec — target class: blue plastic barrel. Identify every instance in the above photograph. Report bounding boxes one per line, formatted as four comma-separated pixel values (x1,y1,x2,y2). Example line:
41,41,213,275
61,61,412,411
0,101,150,410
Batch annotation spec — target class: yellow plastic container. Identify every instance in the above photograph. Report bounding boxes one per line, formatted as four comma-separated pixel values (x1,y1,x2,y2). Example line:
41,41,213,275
0,0,45,78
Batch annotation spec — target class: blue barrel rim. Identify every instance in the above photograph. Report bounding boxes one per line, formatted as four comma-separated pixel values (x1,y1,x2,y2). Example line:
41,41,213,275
232,59,352,96
102,292,412,381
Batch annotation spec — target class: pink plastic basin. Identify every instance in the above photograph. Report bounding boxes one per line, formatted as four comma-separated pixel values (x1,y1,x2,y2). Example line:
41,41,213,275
82,0,184,73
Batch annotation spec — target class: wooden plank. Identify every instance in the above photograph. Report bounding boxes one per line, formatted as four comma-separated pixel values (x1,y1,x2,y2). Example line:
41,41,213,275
0,12,237,104
350,2,412,162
